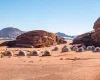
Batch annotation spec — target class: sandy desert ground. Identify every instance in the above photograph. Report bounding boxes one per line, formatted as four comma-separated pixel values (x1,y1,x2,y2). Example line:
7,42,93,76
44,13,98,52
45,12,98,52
1,40,100,80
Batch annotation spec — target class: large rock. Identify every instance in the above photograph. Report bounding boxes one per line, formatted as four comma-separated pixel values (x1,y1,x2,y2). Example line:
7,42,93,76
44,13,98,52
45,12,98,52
93,17,100,31
72,17,100,47
91,30,100,42
1,30,67,48
91,30,100,46
72,31,93,46
16,30,60,47
91,18,100,46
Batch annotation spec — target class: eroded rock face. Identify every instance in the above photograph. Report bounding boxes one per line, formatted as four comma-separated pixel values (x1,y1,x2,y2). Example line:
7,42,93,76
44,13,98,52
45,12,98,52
93,17,100,31
16,30,65,47
72,31,93,46
72,17,100,47
91,30,100,42
90,18,100,46
1,30,67,48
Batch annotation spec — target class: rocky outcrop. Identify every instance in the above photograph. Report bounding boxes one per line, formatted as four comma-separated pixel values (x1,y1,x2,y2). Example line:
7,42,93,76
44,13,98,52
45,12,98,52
72,17,100,47
91,30,100,42
73,32,93,45
93,17,100,31
16,30,66,47
1,30,67,48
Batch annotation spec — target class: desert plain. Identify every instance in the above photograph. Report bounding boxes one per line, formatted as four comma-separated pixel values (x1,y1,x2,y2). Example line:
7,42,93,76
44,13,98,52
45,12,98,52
0,40,100,80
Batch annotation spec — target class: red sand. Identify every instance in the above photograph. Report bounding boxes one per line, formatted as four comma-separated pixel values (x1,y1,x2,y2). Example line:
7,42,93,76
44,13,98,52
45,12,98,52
0,40,100,80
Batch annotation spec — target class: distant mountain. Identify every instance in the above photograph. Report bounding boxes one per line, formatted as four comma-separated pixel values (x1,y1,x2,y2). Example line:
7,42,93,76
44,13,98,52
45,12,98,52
0,27,76,40
56,32,76,39
0,27,24,39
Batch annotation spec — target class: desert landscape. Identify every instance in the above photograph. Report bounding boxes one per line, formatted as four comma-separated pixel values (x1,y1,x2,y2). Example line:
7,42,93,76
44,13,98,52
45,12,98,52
1,0,100,80
1,18,100,80
1,40,100,80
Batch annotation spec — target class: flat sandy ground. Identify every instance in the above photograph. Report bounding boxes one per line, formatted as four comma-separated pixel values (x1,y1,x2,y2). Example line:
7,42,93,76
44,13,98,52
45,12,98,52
1,40,100,80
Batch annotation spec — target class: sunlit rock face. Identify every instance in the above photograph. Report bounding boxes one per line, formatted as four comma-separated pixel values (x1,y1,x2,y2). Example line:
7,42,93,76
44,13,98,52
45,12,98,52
72,31,93,46
72,17,100,47
93,17,100,31
0,30,67,48
91,18,100,43
16,30,59,47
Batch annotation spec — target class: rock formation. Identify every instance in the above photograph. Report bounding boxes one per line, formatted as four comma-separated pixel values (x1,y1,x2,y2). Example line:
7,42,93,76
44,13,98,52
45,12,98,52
0,30,67,48
72,32,93,45
72,17,100,47
93,17,100,31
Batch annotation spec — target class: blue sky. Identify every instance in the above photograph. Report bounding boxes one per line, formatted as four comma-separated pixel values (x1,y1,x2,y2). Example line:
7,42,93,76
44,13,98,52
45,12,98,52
0,0,100,35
